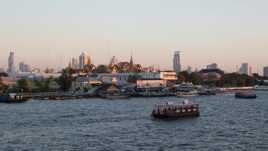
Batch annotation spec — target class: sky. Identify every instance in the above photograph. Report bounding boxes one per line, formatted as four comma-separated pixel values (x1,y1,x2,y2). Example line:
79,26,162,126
0,0,268,74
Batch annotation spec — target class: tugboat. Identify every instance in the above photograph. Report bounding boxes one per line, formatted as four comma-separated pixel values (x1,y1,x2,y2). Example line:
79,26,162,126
0,93,28,103
235,92,257,99
152,100,200,119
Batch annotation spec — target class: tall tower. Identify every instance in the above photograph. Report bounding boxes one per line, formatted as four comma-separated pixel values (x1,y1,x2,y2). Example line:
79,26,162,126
7,51,16,75
173,51,181,75
71,58,79,69
79,52,91,69
263,66,268,77
130,55,134,67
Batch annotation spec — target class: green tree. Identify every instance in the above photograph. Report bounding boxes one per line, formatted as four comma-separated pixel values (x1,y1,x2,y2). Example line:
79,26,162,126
93,65,111,73
189,72,203,85
0,78,8,94
83,64,96,73
178,71,203,85
17,79,32,92
57,68,74,91
219,73,254,87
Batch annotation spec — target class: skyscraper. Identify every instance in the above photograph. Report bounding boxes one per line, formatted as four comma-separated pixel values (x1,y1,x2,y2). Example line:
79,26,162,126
19,62,31,72
71,58,79,69
239,63,249,75
7,52,16,75
263,66,268,77
79,52,91,69
173,51,181,75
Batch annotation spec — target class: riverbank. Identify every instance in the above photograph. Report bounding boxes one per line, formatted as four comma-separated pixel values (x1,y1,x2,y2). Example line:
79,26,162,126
14,86,256,101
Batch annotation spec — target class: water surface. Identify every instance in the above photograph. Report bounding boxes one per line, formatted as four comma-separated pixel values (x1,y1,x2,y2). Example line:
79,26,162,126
0,92,268,151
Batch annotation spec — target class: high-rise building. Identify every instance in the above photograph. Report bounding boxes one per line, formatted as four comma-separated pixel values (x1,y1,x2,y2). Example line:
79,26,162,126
239,63,249,75
71,58,79,69
263,66,268,77
173,51,181,75
207,63,218,69
7,52,16,75
19,62,31,72
79,52,91,69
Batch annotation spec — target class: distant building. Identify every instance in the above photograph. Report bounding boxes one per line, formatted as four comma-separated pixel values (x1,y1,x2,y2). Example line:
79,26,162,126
173,51,181,75
239,63,249,75
199,68,224,81
187,66,192,74
19,62,31,72
70,58,79,69
79,52,91,69
264,66,268,77
159,71,178,81
7,52,16,75
136,79,166,89
0,68,5,73
207,63,218,69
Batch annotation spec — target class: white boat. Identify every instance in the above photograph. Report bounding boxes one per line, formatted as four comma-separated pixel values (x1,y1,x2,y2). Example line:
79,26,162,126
176,91,197,98
254,85,268,91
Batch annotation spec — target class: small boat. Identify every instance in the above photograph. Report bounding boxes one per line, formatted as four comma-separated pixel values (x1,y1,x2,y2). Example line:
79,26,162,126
254,85,268,91
0,93,28,103
198,89,216,96
103,93,130,100
152,100,200,119
176,91,197,98
235,92,257,99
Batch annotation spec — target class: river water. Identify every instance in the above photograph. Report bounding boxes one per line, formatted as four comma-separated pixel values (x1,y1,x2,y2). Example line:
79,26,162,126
0,92,268,151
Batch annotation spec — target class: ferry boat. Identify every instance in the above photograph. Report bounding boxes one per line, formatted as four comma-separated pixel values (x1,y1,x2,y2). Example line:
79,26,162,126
152,100,200,119
235,92,257,99
0,93,28,103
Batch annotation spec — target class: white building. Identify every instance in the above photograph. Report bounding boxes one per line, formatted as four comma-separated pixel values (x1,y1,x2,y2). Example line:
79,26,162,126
136,79,166,89
159,71,178,81
173,51,181,75
79,52,91,69
264,66,268,77
7,52,16,76
239,63,249,75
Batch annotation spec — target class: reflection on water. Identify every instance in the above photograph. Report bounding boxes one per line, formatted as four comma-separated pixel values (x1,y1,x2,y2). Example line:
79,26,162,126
0,92,268,151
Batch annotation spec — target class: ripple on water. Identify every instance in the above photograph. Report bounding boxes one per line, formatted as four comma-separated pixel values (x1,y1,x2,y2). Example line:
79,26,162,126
0,94,268,151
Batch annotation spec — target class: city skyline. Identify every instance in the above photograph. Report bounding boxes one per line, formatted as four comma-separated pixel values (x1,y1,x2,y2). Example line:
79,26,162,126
0,50,267,75
1,0,268,73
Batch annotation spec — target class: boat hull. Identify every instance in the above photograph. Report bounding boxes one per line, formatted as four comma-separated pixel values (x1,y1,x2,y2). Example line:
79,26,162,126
152,103,200,119
0,95,28,103
235,93,257,99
